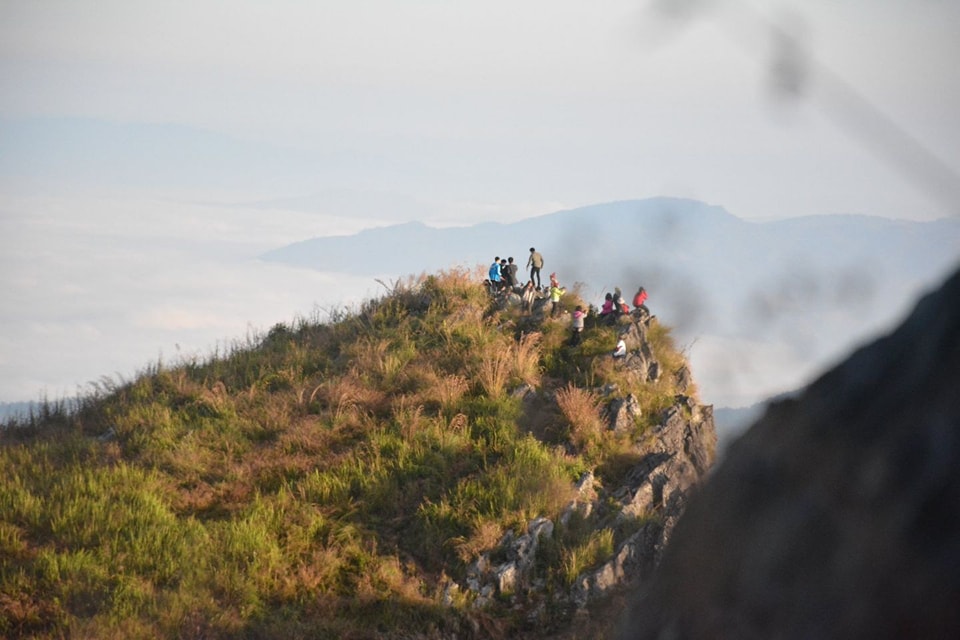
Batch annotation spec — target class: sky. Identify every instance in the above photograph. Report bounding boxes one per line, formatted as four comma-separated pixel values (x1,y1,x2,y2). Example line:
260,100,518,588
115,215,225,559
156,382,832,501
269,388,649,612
1,0,959,408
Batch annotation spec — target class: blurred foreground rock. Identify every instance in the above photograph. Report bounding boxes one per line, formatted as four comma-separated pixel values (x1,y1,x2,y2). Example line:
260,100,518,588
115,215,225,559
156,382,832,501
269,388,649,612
622,265,960,639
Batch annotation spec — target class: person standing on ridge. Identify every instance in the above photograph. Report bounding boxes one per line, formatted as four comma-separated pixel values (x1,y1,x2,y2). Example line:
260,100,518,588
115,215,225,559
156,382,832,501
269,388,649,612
489,257,502,291
506,257,519,290
527,247,544,290
549,279,565,317
570,305,586,346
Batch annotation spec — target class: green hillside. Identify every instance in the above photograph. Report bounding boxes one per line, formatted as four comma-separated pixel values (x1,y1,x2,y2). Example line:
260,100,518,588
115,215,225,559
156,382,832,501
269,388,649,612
1,268,709,639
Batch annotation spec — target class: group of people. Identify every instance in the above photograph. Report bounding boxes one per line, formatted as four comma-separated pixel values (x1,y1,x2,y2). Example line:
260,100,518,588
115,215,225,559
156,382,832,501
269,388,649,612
488,247,545,293
487,256,519,291
483,247,651,358
599,286,649,323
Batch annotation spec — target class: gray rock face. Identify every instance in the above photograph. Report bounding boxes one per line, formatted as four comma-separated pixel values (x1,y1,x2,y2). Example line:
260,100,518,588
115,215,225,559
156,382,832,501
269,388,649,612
623,266,960,639
463,315,718,616
607,394,642,434
567,392,716,611
619,321,661,383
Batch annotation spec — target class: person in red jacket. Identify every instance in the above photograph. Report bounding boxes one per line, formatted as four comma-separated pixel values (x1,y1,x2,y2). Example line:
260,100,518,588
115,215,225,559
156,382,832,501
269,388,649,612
633,286,649,318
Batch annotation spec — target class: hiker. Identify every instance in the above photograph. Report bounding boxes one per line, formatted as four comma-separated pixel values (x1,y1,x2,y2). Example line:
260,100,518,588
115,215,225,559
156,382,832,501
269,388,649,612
599,293,616,324
521,280,537,314
527,247,544,290
570,305,586,346
613,336,627,358
488,257,502,291
613,287,629,317
499,258,510,290
633,286,649,317
549,280,565,317
506,257,519,290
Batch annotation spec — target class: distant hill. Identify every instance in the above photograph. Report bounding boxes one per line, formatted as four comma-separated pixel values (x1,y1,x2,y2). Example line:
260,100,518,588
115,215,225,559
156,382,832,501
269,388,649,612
262,197,960,406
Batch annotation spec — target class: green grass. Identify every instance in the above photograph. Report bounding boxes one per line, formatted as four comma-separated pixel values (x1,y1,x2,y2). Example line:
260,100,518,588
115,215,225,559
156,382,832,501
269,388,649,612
0,268,702,639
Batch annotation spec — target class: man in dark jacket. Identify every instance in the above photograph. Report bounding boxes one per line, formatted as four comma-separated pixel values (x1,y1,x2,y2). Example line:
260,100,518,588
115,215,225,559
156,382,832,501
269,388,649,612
506,257,519,289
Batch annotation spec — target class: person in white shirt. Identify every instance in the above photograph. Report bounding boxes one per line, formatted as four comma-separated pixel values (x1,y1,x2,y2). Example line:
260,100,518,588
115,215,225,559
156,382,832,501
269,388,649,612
613,336,627,358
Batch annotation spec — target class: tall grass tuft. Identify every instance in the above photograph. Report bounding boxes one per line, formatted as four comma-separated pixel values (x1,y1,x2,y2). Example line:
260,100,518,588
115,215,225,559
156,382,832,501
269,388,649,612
555,383,604,453
561,528,615,586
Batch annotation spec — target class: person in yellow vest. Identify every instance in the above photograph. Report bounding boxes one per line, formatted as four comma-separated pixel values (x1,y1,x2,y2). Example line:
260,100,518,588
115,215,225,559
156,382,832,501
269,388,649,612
549,280,565,317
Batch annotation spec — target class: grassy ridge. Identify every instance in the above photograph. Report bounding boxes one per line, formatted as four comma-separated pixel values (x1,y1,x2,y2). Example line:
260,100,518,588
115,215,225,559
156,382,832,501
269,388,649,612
1,268,693,639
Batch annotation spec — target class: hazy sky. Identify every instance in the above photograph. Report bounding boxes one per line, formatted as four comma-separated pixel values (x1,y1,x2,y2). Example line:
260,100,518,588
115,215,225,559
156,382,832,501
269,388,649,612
4,0,960,217
1,0,959,406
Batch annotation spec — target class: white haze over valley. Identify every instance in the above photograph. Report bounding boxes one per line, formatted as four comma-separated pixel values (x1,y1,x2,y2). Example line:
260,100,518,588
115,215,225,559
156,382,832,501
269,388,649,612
2,0,959,414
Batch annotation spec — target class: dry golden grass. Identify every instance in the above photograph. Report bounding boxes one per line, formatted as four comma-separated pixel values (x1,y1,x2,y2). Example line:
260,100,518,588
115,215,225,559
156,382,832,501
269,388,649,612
476,331,543,398
308,375,385,423
348,337,413,385
454,519,504,564
512,331,543,388
555,383,604,452
432,374,471,412
477,347,512,399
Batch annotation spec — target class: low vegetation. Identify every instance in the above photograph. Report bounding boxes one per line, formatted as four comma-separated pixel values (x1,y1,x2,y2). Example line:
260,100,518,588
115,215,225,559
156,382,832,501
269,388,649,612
1,267,695,639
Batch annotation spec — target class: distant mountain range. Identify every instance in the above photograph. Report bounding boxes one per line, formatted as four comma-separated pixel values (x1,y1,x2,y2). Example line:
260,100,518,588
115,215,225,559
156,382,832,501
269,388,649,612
262,197,960,407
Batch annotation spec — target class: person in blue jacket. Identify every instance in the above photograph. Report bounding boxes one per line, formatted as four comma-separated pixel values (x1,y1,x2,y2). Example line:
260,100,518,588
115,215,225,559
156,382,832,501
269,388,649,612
488,257,502,290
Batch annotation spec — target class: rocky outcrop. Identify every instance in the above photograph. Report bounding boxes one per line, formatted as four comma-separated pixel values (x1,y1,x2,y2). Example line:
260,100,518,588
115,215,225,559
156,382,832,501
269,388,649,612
570,396,714,609
462,314,718,615
618,320,661,383
465,517,555,608
624,266,960,639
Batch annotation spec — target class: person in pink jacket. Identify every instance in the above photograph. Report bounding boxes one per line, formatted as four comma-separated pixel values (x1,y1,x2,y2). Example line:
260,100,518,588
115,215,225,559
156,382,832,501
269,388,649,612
570,305,586,345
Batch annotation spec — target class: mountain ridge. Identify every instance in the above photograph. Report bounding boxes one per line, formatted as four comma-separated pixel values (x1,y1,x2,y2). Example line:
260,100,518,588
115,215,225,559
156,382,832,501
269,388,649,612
262,197,960,408
0,269,716,638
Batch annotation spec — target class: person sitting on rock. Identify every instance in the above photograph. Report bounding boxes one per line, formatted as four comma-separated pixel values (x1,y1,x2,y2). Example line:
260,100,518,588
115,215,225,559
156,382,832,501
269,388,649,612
521,280,537,314
613,335,627,358
599,293,617,324
614,286,629,317
633,286,649,317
